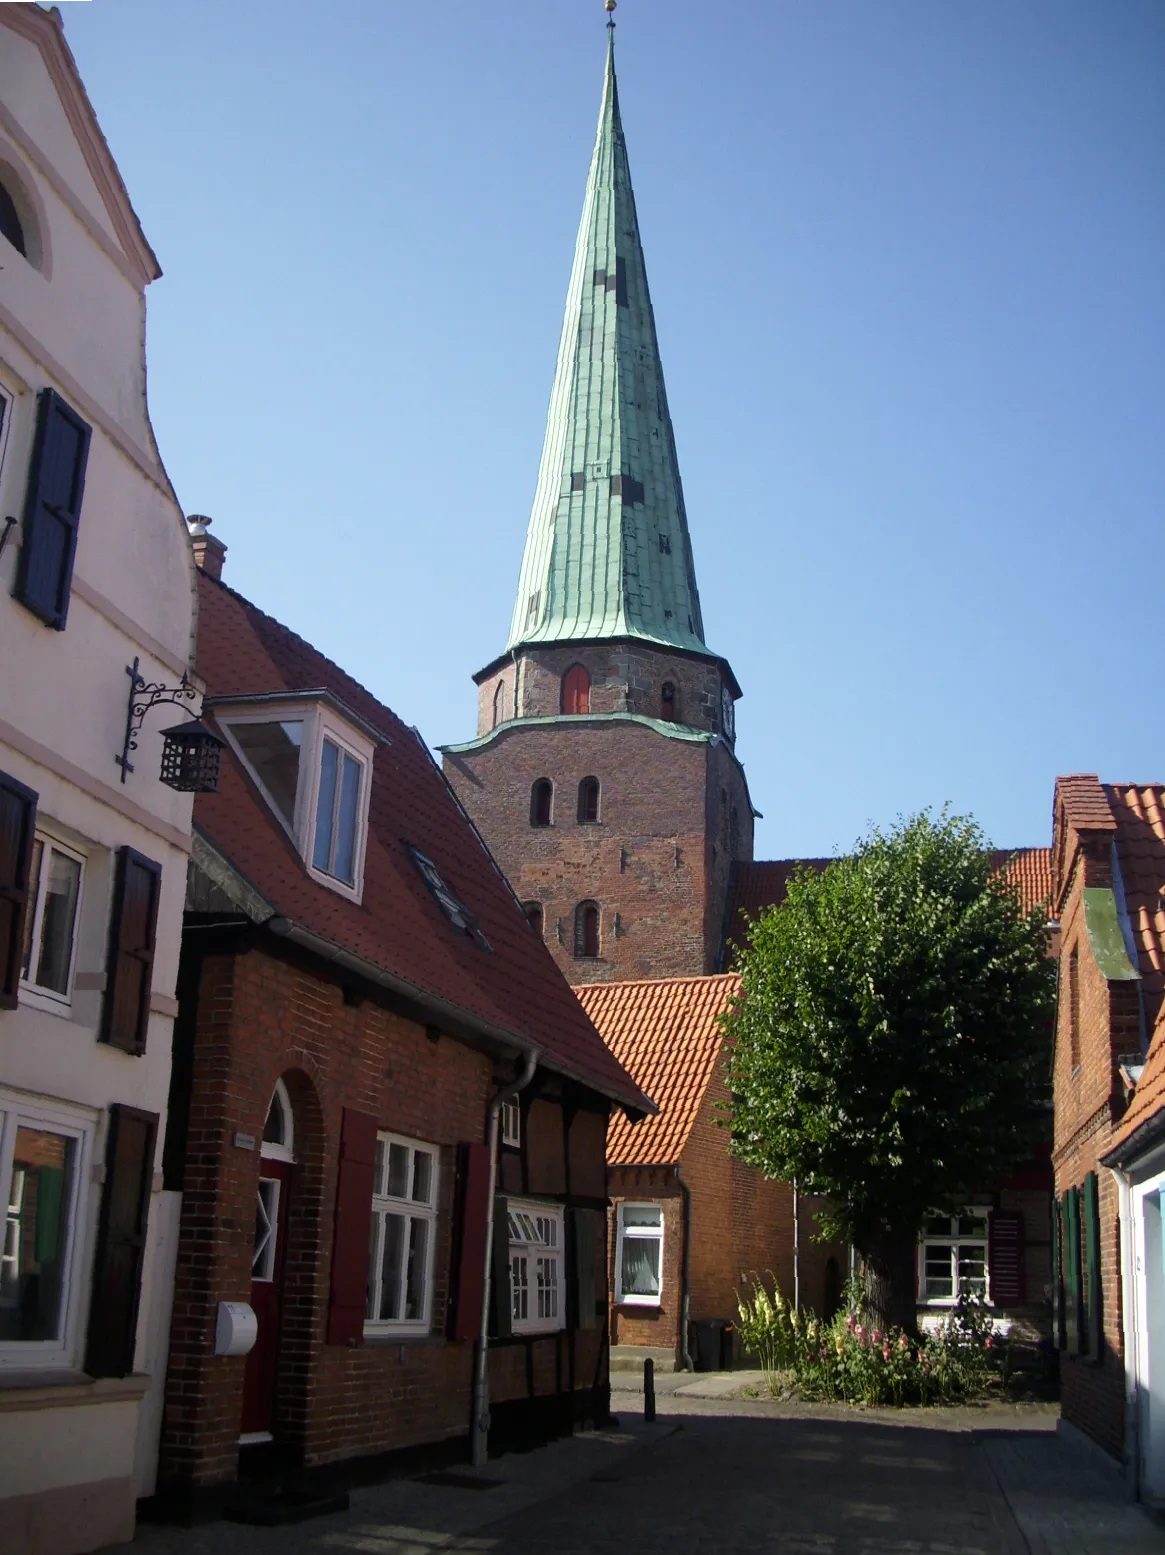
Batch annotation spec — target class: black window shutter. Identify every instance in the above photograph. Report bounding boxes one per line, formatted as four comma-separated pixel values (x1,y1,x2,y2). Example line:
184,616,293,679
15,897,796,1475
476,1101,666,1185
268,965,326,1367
1084,1172,1103,1361
0,771,37,1008
14,388,92,630
489,1195,512,1339
988,1211,1025,1307
86,1105,157,1377
571,1207,598,1331
102,848,162,1055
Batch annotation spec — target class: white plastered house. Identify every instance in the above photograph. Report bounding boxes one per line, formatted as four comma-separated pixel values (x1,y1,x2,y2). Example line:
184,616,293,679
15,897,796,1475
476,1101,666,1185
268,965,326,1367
0,10,198,1553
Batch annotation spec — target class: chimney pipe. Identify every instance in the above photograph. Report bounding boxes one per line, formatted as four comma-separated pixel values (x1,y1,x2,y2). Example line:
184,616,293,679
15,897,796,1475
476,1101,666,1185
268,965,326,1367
188,515,226,581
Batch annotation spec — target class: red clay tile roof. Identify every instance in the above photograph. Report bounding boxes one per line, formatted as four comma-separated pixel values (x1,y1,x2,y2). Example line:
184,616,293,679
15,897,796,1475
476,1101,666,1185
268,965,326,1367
1110,1007,1165,1154
723,849,1053,961
577,974,740,1167
1107,784,1165,1029
192,572,647,1111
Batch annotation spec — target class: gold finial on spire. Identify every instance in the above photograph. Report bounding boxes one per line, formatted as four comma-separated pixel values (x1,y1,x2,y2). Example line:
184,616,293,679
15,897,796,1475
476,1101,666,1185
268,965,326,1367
605,0,617,21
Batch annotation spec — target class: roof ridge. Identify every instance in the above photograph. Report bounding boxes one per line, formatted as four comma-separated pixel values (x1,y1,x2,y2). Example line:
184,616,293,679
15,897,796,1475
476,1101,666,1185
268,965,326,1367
577,971,740,993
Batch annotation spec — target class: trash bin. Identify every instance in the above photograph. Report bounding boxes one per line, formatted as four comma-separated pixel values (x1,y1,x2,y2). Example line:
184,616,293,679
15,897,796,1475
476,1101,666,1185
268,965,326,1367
694,1318,730,1372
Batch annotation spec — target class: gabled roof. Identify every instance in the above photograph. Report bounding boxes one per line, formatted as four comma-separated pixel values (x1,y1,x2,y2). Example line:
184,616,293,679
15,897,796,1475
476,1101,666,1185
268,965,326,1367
1106,784,1165,1025
722,848,1053,963
2,6,159,285
505,27,708,659
577,973,739,1166
192,570,648,1113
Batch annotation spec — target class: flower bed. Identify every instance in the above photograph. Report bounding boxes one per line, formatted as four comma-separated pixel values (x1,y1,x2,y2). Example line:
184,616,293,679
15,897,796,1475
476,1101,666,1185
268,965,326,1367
736,1273,1005,1406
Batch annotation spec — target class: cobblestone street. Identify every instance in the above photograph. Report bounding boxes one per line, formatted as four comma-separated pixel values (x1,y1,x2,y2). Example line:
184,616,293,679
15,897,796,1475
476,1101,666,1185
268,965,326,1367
114,1390,1165,1555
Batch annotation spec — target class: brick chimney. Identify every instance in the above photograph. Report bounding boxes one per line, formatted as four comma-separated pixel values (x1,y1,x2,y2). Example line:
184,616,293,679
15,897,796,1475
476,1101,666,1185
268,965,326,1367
188,515,226,581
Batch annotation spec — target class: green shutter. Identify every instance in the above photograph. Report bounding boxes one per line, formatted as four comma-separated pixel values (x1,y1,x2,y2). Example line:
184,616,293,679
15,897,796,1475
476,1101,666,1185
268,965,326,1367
1051,1197,1065,1350
1064,1188,1080,1356
1084,1172,1103,1362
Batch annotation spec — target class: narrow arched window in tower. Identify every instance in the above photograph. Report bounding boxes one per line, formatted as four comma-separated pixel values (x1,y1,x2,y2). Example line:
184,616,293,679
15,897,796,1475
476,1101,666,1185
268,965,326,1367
492,681,507,729
577,777,600,824
522,902,544,937
561,664,590,715
660,681,676,721
530,778,553,828
574,901,600,959
0,178,26,257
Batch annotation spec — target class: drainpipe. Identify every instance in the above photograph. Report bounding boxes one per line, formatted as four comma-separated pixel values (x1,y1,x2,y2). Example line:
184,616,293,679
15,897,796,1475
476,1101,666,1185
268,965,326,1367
470,1050,539,1467
676,1166,694,1371
793,1178,801,1313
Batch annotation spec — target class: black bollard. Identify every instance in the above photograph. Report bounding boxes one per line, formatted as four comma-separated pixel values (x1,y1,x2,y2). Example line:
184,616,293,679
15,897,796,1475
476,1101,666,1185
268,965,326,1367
643,1356,656,1422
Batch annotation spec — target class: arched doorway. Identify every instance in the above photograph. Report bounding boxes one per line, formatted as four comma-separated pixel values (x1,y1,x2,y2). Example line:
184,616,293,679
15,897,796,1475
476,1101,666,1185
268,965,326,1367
241,1078,295,1442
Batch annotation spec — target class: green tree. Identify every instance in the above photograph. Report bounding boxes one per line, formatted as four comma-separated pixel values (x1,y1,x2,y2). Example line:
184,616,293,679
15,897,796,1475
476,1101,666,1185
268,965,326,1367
725,811,1055,1333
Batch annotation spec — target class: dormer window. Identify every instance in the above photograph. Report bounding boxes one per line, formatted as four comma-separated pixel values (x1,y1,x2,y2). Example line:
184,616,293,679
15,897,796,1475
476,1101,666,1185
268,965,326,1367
215,694,377,903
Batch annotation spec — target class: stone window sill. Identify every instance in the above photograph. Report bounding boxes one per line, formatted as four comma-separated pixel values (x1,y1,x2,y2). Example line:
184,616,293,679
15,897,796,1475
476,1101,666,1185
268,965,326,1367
0,1370,151,1410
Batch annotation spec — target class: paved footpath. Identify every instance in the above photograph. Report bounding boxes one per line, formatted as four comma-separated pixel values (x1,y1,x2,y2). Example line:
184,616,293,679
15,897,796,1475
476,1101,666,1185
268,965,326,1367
111,1388,1165,1555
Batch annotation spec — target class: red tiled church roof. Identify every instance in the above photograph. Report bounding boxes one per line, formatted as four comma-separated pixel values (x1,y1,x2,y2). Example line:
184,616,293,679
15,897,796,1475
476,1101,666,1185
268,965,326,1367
724,847,1053,958
192,572,648,1112
577,974,740,1166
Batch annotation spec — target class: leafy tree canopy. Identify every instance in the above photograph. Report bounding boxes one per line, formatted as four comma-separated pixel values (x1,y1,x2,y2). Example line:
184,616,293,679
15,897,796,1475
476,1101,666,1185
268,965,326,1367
725,811,1055,1250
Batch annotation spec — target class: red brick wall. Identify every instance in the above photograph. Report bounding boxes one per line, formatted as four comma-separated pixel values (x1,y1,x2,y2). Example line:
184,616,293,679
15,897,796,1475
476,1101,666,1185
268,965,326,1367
475,642,736,739
607,1070,847,1362
161,942,608,1491
445,720,752,984
1052,845,1130,1460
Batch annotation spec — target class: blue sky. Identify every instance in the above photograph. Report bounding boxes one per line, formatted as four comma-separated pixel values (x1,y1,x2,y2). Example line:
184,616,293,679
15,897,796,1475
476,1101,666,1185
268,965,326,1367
63,0,1165,858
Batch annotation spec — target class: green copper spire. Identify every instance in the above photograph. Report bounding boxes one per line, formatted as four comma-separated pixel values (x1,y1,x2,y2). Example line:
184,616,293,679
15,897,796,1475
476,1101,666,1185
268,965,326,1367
506,25,707,656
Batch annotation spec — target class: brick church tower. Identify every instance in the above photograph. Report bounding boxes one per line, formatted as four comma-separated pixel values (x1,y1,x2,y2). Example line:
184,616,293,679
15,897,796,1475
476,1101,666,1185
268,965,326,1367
442,24,753,984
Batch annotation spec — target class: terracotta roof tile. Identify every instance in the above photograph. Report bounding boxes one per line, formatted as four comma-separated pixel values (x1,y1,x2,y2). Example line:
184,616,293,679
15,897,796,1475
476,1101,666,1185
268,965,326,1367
192,573,647,1111
1111,1009,1165,1152
1107,784,1165,1028
576,974,740,1166
723,848,1052,959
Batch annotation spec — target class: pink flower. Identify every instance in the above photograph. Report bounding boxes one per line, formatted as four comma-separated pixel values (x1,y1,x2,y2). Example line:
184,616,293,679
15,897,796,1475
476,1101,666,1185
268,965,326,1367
845,1313,855,1331
872,1329,882,1344
985,1336,993,1349
882,1344,891,1362
855,1324,864,1340
897,1334,909,1351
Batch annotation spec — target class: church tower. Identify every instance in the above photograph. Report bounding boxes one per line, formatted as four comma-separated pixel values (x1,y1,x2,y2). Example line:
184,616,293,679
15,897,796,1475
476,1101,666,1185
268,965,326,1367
442,19,753,984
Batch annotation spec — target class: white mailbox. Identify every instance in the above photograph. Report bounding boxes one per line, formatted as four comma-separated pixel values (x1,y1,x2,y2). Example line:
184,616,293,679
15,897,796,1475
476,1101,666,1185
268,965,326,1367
214,1301,258,1357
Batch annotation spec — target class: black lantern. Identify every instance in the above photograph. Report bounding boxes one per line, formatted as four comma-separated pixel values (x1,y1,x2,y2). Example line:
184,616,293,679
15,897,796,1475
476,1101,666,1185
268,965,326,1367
159,719,225,793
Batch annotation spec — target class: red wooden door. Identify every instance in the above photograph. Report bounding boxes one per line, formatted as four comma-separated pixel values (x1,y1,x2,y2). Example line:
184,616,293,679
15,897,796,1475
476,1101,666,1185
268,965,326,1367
241,1158,291,1438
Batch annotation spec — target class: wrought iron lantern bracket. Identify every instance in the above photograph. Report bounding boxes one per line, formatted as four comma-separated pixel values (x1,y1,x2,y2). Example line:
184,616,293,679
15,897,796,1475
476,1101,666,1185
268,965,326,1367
116,656,200,782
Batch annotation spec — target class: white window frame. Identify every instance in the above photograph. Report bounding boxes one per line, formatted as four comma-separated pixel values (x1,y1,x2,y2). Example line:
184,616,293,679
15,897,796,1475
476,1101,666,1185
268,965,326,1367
614,1200,665,1307
260,1078,295,1164
18,830,85,1014
364,1131,439,1336
500,1098,521,1149
252,1177,281,1283
508,1198,564,1335
216,699,374,904
917,1207,991,1307
0,1088,96,1370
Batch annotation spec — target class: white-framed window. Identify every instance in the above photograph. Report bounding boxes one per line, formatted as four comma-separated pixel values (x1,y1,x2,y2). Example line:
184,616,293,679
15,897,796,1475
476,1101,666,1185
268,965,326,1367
615,1201,664,1306
252,1178,280,1282
365,1132,439,1333
918,1209,989,1304
261,1078,295,1164
508,1200,564,1334
215,697,375,903
19,832,84,1010
0,1090,94,1369
500,1098,521,1148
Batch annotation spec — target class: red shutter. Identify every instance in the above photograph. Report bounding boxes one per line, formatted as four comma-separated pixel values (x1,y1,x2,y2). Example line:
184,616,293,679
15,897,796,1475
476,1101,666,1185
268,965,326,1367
562,666,590,715
0,771,37,1008
989,1211,1025,1307
14,388,91,630
86,1106,158,1377
102,848,162,1055
326,1107,378,1346
449,1142,491,1341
